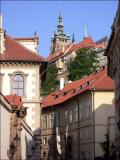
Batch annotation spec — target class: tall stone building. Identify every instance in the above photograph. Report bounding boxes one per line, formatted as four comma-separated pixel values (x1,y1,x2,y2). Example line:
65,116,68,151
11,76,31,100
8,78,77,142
0,19,47,133
105,1,120,158
41,67,115,160
50,12,71,54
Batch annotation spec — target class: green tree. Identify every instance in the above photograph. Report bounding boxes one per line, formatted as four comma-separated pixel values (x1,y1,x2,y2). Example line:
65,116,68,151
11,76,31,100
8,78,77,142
41,63,59,95
67,48,99,81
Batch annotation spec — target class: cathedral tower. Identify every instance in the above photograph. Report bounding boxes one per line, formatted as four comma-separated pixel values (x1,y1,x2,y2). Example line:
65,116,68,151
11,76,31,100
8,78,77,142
50,12,71,54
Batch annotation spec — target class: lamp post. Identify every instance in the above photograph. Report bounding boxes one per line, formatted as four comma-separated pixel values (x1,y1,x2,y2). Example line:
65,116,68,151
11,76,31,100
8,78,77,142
64,134,67,160
13,134,20,149
43,151,46,160
7,143,16,159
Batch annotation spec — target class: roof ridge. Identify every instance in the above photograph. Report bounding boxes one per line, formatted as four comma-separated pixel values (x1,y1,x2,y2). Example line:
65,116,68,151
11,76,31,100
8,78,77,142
6,34,46,61
90,71,107,89
64,42,74,53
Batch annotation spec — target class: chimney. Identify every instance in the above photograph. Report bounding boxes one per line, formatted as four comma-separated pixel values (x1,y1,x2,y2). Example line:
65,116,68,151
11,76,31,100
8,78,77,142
0,13,5,54
60,77,64,90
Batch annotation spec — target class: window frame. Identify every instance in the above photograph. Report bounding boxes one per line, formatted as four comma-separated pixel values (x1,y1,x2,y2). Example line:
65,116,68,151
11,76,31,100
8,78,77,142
8,71,28,97
12,74,24,96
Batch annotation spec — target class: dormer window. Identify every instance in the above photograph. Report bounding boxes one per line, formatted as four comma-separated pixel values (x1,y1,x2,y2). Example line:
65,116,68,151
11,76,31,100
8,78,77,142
12,74,24,96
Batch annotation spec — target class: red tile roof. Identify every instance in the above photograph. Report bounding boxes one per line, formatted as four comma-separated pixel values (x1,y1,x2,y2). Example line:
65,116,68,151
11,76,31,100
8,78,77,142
42,66,114,108
48,37,104,62
14,37,38,41
5,94,24,108
0,34,46,62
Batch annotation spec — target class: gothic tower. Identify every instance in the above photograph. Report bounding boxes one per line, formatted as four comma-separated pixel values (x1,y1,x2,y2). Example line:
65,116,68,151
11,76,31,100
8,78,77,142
50,12,71,54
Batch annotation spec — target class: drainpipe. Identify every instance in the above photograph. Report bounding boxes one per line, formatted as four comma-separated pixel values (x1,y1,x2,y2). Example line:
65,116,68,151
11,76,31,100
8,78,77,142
92,90,95,160
77,98,80,160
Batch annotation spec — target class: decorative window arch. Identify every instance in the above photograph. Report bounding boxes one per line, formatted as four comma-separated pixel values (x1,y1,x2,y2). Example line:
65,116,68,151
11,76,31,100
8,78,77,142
9,71,28,97
12,74,24,96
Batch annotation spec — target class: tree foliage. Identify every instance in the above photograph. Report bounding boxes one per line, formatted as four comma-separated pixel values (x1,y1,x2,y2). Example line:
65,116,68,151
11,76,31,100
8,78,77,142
67,48,99,81
41,63,59,95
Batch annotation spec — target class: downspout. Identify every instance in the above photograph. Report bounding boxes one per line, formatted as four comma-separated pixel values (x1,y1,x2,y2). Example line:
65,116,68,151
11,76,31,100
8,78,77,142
77,98,80,160
92,90,95,160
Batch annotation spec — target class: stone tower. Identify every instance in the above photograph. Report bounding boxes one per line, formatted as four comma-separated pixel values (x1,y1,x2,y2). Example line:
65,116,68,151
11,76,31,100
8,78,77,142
50,12,71,54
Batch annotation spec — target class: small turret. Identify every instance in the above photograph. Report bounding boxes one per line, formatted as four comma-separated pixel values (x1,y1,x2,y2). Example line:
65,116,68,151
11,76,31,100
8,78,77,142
72,32,75,43
84,24,88,39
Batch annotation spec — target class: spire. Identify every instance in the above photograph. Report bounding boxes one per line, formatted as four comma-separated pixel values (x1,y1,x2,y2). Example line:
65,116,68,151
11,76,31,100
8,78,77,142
72,32,75,43
84,24,88,38
57,11,64,34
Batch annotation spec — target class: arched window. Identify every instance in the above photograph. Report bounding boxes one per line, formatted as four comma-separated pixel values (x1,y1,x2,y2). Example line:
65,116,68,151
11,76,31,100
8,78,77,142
12,74,24,96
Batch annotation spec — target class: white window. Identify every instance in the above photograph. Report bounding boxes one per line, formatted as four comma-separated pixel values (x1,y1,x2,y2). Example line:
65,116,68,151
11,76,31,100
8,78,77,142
65,110,68,124
56,112,60,127
70,110,72,123
75,106,78,122
79,104,83,121
50,114,54,128
43,115,47,129
12,74,24,96
43,138,47,145
86,101,91,119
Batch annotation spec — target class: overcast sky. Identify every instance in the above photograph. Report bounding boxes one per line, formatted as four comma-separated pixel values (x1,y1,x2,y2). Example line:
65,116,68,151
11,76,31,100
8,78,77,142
1,0,118,57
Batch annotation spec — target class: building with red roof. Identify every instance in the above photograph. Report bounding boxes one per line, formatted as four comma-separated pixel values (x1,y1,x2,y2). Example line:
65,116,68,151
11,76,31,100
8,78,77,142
41,66,115,160
0,24,47,134
47,12,108,85
0,92,37,160
48,35,108,84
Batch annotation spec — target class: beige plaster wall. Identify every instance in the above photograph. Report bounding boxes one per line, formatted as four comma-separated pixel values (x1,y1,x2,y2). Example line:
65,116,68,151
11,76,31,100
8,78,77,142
0,64,40,131
0,103,11,160
94,91,115,157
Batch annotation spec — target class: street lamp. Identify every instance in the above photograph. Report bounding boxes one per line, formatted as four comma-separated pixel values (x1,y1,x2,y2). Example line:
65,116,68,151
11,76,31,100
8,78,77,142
64,134,67,160
43,151,46,160
7,142,16,159
13,134,20,149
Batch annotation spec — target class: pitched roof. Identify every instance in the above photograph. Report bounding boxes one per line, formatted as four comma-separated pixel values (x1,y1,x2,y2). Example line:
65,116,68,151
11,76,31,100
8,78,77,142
96,36,108,45
5,94,24,108
48,37,105,62
0,34,46,62
14,37,38,41
42,66,114,108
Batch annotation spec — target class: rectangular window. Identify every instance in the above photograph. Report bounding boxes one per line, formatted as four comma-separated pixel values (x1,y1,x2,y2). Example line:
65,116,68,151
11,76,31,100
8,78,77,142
65,110,68,124
79,104,83,121
50,114,54,128
56,112,60,127
70,110,72,123
75,106,78,122
43,137,47,145
86,101,91,119
43,115,47,129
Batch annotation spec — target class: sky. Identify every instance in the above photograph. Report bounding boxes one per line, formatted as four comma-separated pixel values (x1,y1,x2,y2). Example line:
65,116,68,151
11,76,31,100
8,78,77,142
1,0,118,57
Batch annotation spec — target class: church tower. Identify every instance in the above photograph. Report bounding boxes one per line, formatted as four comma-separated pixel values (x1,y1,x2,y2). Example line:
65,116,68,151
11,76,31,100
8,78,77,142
50,12,71,54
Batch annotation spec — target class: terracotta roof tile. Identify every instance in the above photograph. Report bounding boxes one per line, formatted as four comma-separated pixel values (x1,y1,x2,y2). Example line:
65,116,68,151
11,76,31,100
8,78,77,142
5,94,24,108
0,35,46,62
48,37,105,62
42,66,114,108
